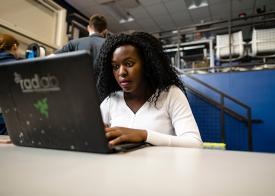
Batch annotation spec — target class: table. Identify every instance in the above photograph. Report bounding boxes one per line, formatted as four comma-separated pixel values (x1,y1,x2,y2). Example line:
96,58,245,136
0,143,275,196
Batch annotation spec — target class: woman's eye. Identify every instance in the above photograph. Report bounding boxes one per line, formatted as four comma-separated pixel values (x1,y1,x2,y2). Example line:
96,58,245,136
112,64,119,71
125,61,134,67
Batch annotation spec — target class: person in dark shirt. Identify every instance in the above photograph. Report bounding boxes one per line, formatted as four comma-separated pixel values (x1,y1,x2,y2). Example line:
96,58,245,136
0,34,19,64
54,14,107,70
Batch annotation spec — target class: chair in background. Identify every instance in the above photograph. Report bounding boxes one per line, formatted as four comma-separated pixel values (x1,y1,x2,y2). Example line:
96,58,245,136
216,31,246,61
0,113,7,135
250,28,275,62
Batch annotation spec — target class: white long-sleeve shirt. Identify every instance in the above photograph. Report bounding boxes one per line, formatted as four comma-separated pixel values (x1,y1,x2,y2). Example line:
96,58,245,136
100,85,202,148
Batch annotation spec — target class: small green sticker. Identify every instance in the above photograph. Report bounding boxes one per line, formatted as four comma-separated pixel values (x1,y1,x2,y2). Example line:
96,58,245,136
34,98,48,118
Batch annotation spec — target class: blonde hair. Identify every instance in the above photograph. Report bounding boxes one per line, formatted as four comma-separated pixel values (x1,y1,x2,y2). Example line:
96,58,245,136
0,34,19,52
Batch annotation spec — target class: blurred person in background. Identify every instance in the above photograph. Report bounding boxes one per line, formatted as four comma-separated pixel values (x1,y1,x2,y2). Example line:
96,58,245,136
0,33,20,137
0,34,19,64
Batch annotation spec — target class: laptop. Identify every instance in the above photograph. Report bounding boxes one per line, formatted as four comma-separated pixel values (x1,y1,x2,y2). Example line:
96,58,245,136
0,51,147,153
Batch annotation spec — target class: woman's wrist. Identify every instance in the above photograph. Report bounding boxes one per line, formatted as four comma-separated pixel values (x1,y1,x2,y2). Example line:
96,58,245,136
140,130,148,141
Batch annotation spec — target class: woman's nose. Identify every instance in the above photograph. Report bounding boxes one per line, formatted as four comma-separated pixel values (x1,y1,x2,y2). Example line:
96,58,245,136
118,65,128,77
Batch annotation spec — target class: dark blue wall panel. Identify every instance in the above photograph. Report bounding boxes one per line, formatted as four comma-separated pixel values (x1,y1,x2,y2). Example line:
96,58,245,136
182,70,275,152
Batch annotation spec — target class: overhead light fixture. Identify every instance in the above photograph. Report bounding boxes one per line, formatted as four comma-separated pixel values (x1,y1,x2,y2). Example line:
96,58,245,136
101,0,137,24
172,30,178,34
185,0,208,10
119,14,134,24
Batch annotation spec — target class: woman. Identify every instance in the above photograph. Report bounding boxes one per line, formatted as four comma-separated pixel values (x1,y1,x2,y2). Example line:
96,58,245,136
0,34,19,63
96,32,202,148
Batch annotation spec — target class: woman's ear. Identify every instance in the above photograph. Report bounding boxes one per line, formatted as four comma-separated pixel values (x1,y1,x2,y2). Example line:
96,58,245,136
11,44,18,51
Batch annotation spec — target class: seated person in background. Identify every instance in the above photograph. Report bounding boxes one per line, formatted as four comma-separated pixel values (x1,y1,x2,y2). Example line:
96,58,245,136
0,34,19,63
96,32,202,148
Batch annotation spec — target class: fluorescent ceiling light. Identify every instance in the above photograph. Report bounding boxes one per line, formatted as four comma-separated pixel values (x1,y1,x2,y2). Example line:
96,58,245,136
102,1,135,23
119,16,134,24
186,0,208,10
172,30,178,34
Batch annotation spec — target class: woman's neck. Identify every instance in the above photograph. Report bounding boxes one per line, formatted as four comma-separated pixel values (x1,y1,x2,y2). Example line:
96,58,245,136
123,87,154,114
124,87,153,102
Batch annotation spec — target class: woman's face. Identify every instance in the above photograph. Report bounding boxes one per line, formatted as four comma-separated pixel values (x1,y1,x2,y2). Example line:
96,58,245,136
11,44,19,58
111,45,145,95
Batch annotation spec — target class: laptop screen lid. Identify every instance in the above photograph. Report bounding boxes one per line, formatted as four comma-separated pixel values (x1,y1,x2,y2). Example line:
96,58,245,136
0,51,112,153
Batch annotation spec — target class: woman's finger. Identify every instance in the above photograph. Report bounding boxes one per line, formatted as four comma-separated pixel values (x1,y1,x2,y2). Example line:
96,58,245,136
109,135,128,146
105,127,112,132
105,126,120,132
104,123,110,128
105,129,121,139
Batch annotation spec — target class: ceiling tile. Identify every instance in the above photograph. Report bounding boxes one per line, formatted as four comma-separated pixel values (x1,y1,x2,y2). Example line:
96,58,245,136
153,16,177,30
189,7,210,22
210,3,230,20
164,0,188,13
138,0,162,6
145,3,167,16
138,18,160,32
232,0,255,10
120,21,143,31
162,0,179,2
66,0,97,8
82,5,106,17
208,0,228,5
143,26,160,32
128,6,150,19
171,13,193,26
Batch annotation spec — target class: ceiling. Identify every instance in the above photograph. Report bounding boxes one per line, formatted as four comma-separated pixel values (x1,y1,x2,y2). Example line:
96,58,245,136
64,0,275,34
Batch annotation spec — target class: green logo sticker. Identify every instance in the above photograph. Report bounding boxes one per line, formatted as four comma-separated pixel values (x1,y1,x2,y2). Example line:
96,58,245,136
34,98,48,118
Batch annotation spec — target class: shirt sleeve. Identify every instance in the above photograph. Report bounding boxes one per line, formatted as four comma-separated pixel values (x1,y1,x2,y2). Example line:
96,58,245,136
100,97,110,125
54,41,75,54
146,86,203,148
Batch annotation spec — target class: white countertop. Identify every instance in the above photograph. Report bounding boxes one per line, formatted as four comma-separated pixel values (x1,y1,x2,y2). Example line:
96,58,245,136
0,143,275,196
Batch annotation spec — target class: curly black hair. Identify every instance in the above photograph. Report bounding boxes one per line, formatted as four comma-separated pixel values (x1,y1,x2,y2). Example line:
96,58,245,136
95,32,185,103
